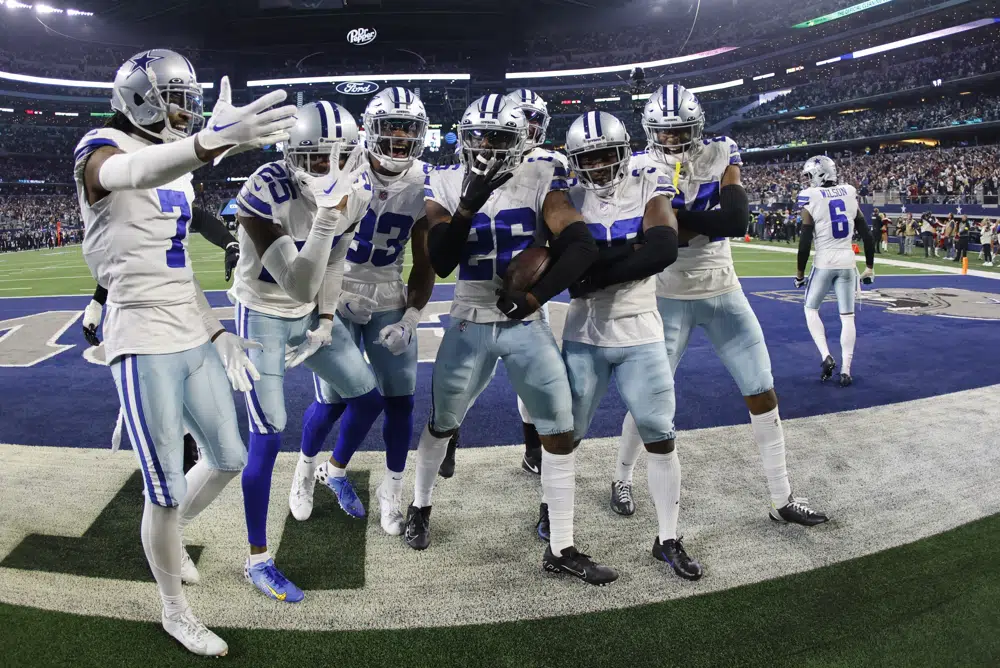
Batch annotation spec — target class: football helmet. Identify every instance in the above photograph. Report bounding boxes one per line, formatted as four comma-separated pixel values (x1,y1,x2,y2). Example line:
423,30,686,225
565,111,631,197
505,88,550,149
111,49,204,143
362,87,427,172
459,94,528,177
802,155,837,187
284,101,358,176
642,84,705,165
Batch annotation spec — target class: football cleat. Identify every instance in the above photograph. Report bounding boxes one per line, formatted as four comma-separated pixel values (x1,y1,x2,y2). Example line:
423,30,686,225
244,557,304,603
180,544,199,585
610,480,636,516
438,433,458,479
162,607,228,657
820,355,837,382
839,373,853,387
315,463,366,518
404,504,432,550
288,463,317,521
770,495,830,526
653,536,703,581
376,480,405,536
536,503,550,542
543,545,619,586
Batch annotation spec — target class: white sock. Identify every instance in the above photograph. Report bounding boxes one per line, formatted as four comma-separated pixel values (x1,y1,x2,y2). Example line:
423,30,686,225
384,465,403,498
647,451,681,543
516,395,533,424
248,550,271,566
805,308,831,360
177,460,238,533
298,452,316,466
295,455,318,479
160,592,188,618
840,313,856,375
328,463,347,478
413,425,450,508
615,412,644,484
749,407,792,507
140,498,184,603
542,450,576,554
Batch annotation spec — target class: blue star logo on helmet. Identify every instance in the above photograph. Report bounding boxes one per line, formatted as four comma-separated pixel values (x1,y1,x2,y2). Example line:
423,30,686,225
128,51,165,75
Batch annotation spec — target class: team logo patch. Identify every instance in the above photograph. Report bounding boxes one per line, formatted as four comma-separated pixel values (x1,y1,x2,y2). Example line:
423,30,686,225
379,191,389,201
753,287,1000,320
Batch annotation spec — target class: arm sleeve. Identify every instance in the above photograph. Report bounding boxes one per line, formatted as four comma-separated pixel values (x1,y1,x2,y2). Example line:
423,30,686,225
589,226,678,290
191,206,237,250
529,221,600,304
92,283,108,306
192,277,225,340
317,232,352,316
797,225,814,275
96,135,206,192
854,211,875,267
259,208,350,304
674,184,750,237
428,209,474,278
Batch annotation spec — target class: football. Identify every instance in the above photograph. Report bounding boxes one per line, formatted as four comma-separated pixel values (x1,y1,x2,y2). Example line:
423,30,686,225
503,247,552,293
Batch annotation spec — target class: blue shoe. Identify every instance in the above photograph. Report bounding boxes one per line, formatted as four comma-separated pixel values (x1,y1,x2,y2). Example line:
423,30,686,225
244,558,304,603
315,462,366,518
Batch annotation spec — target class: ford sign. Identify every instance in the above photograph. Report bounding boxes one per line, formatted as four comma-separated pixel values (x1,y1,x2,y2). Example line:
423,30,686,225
346,28,377,46
335,81,379,96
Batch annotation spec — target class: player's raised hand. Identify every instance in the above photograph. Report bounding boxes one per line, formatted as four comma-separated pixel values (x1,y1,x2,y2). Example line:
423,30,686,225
213,331,263,393
459,154,513,213
286,319,334,369
82,298,103,346
198,77,297,152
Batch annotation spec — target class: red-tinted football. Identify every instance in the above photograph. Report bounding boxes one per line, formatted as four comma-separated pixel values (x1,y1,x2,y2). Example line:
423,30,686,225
503,247,552,293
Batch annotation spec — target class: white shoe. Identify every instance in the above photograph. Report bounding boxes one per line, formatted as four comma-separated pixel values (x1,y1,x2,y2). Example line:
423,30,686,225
289,460,317,521
376,480,404,536
162,607,228,657
985,262,994,267
180,545,200,585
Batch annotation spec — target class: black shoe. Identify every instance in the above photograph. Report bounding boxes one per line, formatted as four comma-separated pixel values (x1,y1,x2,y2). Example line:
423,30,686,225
770,495,829,526
820,355,837,382
610,480,635,516
536,503,550,542
438,433,458,479
542,545,618,586
403,504,432,550
839,372,853,387
521,422,541,475
653,536,703,581
182,433,199,474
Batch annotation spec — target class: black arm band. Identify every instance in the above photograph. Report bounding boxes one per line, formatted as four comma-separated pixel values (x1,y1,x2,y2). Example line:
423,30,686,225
92,284,108,305
675,184,749,238
428,210,475,278
797,225,814,274
191,207,236,250
855,212,875,267
591,226,678,289
530,221,599,304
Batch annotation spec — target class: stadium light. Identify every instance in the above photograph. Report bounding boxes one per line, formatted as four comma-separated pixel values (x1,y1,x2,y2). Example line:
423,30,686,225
0,70,213,88
793,0,892,29
35,4,63,13
752,73,775,81
505,46,738,80
0,107,13,112
247,73,470,87
594,96,621,102
817,17,999,65
2,0,33,8
54,111,78,116
688,78,744,94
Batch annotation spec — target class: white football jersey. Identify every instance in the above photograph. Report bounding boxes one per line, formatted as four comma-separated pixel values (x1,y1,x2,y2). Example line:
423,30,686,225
563,157,673,347
798,184,859,269
634,136,743,300
74,127,206,360
230,160,364,318
425,150,570,323
341,158,429,312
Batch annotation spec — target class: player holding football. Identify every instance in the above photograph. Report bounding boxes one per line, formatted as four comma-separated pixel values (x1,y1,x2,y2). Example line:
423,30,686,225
612,85,829,527
409,94,617,585
795,155,876,387
288,88,436,537
75,49,295,655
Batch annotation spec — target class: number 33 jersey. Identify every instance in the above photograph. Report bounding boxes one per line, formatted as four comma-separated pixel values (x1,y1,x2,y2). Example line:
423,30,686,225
425,152,571,323
797,184,859,269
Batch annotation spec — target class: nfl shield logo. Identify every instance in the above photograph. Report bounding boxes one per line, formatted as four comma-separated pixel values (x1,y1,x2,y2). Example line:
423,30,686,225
459,321,468,332
379,191,388,201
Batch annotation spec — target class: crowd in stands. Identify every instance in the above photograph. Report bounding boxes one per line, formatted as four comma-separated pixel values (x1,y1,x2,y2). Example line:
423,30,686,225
0,194,82,253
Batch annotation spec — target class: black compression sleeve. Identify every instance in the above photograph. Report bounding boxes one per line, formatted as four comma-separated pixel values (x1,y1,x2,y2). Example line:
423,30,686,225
191,207,236,250
529,221,599,304
675,184,749,238
855,212,875,267
92,284,108,305
428,210,475,278
591,226,678,289
593,241,641,270
797,225,814,274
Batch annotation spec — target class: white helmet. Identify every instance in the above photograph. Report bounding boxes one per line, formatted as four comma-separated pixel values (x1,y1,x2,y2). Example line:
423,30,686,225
565,110,631,197
642,84,705,165
362,87,428,172
505,88,550,149
459,94,528,177
111,49,204,143
803,155,837,187
284,101,358,176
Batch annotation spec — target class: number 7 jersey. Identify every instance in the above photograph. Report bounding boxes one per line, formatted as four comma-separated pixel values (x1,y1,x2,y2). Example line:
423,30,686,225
797,184,859,269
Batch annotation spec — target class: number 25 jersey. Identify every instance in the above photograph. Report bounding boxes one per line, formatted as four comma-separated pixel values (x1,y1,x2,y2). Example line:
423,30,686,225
797,184,859,269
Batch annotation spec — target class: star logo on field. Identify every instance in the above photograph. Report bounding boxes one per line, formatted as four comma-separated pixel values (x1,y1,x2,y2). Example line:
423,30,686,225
128,51,164,75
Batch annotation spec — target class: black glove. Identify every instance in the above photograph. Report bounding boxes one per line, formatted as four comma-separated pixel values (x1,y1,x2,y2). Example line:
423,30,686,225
496,288,538,320
459,154,514,213
83,325,101,347
225,242,240,282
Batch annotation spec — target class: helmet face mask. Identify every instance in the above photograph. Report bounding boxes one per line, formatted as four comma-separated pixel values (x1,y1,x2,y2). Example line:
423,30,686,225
505,89,549,150
112,50,205,143
284,101,358,177
565,110,631,197
363,88,428,173
642,84,705,166
460,94,528,177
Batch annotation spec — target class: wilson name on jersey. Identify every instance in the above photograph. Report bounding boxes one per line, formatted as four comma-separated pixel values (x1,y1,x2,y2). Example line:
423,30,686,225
563,158,673,347
425,150,570,323
798,184,859,269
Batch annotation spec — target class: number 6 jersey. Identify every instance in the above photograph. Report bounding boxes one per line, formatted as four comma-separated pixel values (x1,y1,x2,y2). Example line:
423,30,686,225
797,183,859,269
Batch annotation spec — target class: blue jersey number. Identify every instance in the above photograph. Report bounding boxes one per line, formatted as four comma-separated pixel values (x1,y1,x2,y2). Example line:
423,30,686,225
157,189,191,268
587,217,642,247
829,199,850,239
257,164,297,204
459,207,536,281
674,181,724,247
347,209,415,267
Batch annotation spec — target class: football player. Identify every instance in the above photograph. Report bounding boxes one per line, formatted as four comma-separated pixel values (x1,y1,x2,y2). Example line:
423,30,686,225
74,50,295,656
289,88,436,537
795,155,875,387
410,94,617,585
612,85,828,527
231,101,380,603
563,111,702,579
